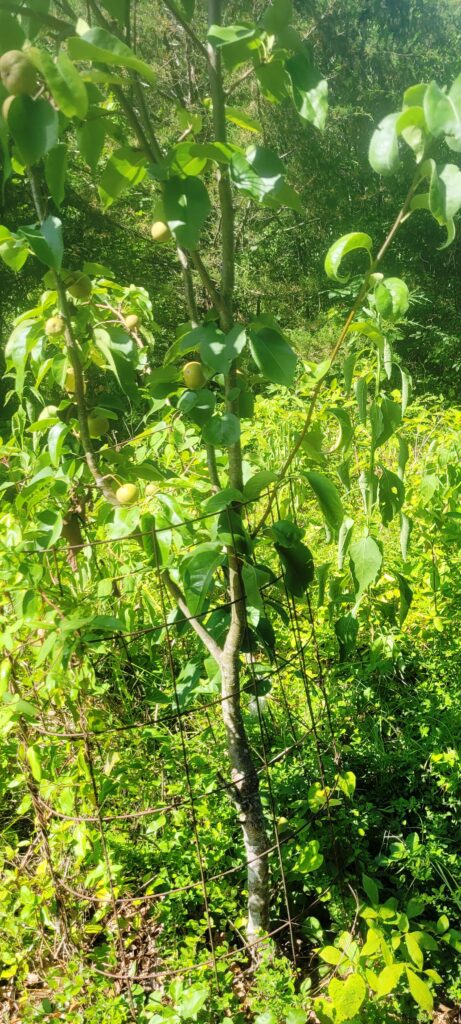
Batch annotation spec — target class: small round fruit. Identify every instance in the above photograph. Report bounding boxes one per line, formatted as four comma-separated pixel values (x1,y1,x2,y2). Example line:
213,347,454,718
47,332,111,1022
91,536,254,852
125,314,139,331
45,315,65,336
116,483,139,506
0,50,39,96
65,272,92,300
2,95,15,121
38,404,58,421
145,483,156,496
88,414,109,438
150,221,171,244
183,361,206,390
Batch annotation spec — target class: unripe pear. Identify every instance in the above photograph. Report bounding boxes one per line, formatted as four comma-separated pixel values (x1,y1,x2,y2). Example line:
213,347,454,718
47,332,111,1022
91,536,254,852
45,315,65,336
145,483,156,496
0,658,12,697
125,314,139,331
183,361,206,390
64,366,86,394
0,50,39,96
38,404,58,421
65,272,92,300
88,414,109,438
150,221,171,243
116,483,139,506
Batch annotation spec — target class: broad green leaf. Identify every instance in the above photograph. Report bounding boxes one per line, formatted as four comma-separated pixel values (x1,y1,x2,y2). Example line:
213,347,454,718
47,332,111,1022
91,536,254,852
177,389,215,426
18,216,63,270
328,973,366,1023
26,744,42,782
378,468,405,526
305,471,344,533
32,49,88,119
369,112,401,175
354,377,368,423
287,52,328,130
180,544,224,615
77,117,106,171
207,23,256,47
0,11,25,50
230,145,301,210
362,873,379,905
9,95,58,165
319,945,342,966
179,984,209,1020
376,964,404,997
446,73,461,152
324,232,373,282
48,422,69,466
248,326,297,386
405,968,433,1012
370,397,402,448
5,319,40,395
164,175,211,250
276,540,314,598
375,277,409,321
225,106,261,132
243,470,278,501
45,144,67,208
424,80,461,142
202,413,240,447
68,27,156,84
0,225,29,272
405,932,424,970
295,838,323,873
203,488,244,514
429,163,461,221
349,535,382,603
256,61,290,103
200,322,246,374
261,0,292,33
335,613,358,660
337,770,356,798
98,147,147,209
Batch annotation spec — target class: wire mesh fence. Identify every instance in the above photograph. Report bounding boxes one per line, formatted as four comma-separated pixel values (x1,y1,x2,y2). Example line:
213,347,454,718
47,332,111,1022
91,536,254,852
1,479,343,1013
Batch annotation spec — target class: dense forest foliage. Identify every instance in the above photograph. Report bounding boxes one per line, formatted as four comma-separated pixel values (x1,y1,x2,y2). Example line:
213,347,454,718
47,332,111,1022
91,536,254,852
0,2,460,1023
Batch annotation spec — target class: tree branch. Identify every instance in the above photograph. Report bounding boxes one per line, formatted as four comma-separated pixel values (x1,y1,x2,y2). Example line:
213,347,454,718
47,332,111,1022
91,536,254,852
162,570,223,663
162,0,209,62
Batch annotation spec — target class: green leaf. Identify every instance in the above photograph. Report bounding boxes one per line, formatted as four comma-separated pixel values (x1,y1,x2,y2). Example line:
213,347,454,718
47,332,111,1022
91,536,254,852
26,744,42,782
98,147,147,209
405,933,424,970
319,945,343,966
200,322,246,374
378,468,405,526
68,27,156,84
179,984,209,1020
349,535,382,604
362,873,379,905
276,540,314,598
369,112,401,175
225,106,261,132
243,470,278,501
248,325,297,386
256,61,290,103
18,216,63,270
204,488,244,514
337,770,356,798
304,471,344,533
287,52,328,130
429,162,461,222
164,175,211,250
296,839,323,873
376,964,404,997
33,49,88,119
424,80,461,142
0,11,25,50
328,973,366,1023
77,117,106,171
9,95,58,165
177,389,215,426
0,225,29,272
338,516,354,570
370,397,402,448
45,145,67,208
207,23,256,47
324,232,373,283
230,145,301,210
5,319,40,395
261,0,292,33
335,614,358,660
405,968,433,1013
180,544,224,615
202,413,240,447
375,277,409,321
400,512,412,561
